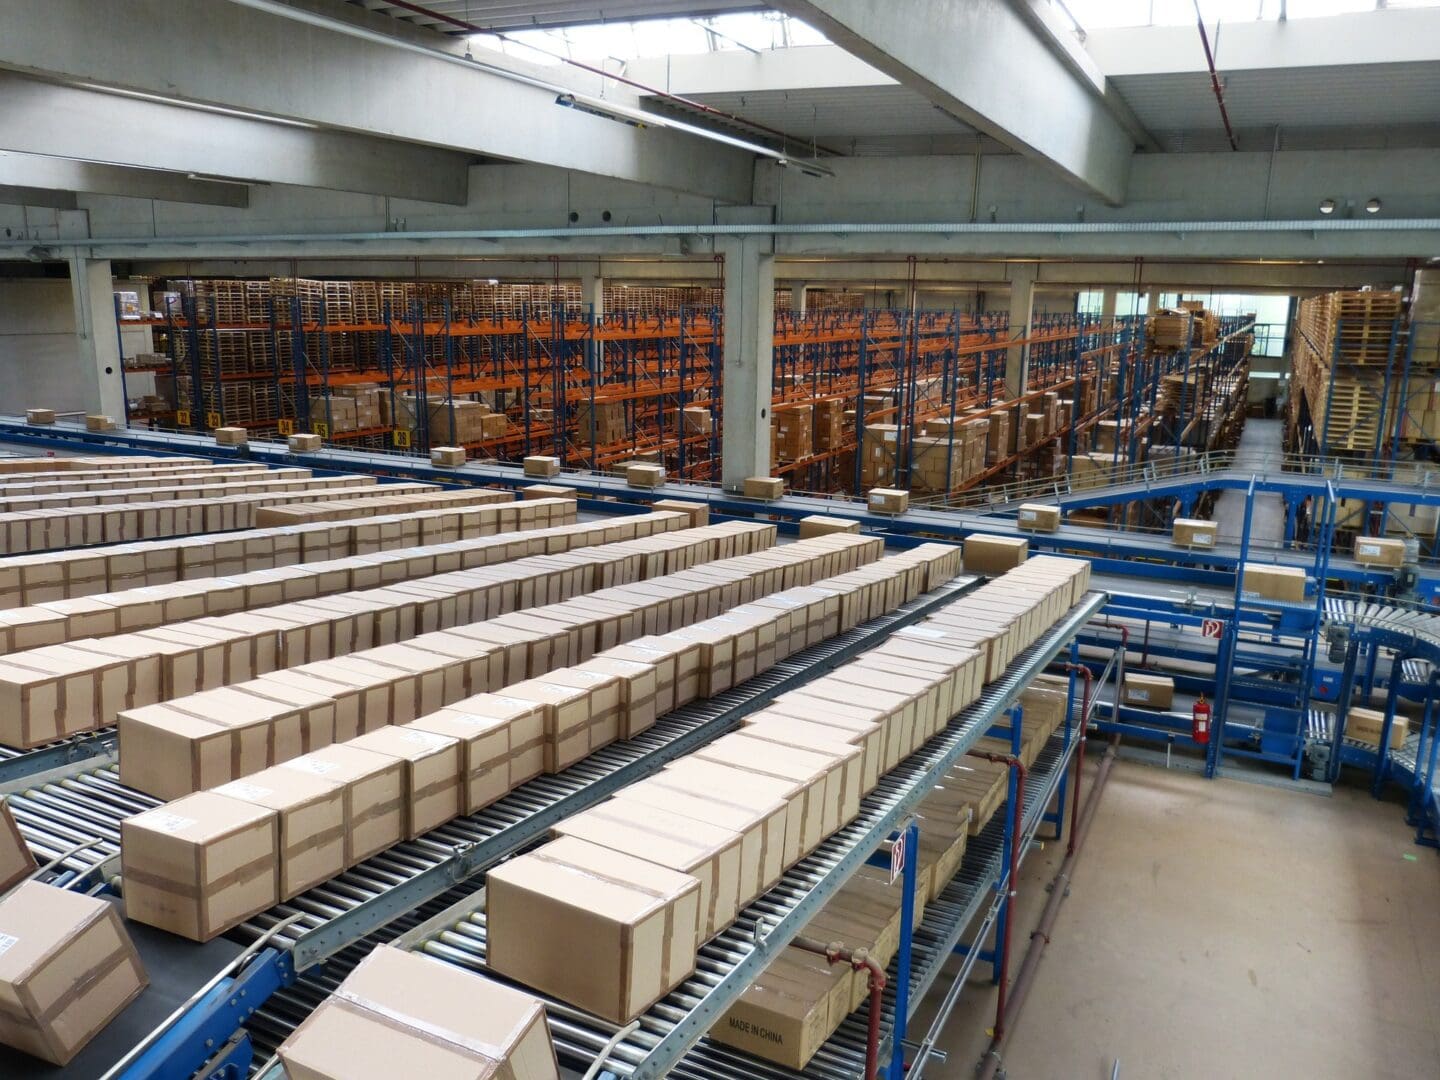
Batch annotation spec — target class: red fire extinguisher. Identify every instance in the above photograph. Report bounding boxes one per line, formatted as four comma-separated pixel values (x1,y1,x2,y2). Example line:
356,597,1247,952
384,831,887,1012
1192,694,1212,744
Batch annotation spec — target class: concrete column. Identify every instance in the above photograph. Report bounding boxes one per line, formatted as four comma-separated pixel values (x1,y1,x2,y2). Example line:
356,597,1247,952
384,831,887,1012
787,280,808,315
68,256,126,419
1101,287,1118,324
1146,291,1162,315
1004,267,1037,398
582,271,603,374
718,222,776,491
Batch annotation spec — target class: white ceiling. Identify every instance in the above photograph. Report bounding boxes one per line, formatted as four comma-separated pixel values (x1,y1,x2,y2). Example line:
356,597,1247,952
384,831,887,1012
1113,61,1440,133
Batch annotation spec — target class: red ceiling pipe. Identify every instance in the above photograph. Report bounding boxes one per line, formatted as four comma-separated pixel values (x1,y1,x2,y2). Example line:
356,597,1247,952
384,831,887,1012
1193,3,1240,151
976,734,1121,1080
967,750,1027,1044
790,934,888,1080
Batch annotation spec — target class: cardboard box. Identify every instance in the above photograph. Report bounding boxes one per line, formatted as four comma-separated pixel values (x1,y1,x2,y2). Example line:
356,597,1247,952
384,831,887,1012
867,487,909,515
1173,518,1218,548
963,535,1028,574
278,944,559,1080
214,765,346,898
553,799,743,940
121,791,279,942
1016,504,1060,532
798,515,860,539
1353,536,1406,569
487,835,701,1024
1122,673,1174,710
1345,706,1410,750
214,427,248,446
626,463,666,489
524,455,562,479
0,882,148,1065
280,744,404,866
713,948,850,1070
85,414,116,432
744,476,784,501
652,499,709,528
1242,563,1306,603
431,446,466,468
347,726,461,839
287,433,323,453
522,484,577,501
0,800,36,895
402,710,511,815
24,409,55,425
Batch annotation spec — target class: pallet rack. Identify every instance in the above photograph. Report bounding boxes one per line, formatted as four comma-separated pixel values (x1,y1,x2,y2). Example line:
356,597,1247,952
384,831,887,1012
116,279,1126,499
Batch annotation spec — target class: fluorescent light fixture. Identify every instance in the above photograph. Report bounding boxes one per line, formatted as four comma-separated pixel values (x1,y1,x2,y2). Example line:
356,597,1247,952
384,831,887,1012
555,92,833,177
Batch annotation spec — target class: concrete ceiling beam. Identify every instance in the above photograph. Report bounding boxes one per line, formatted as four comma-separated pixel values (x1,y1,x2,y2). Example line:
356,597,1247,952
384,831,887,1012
772,0,1137,203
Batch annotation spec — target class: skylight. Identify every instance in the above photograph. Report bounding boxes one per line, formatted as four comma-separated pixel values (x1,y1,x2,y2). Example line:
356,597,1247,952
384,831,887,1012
1054,0,1440,32
469,12,828,69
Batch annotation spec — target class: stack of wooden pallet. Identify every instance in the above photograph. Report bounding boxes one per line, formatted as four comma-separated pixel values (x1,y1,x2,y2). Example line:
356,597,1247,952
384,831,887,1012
1293,291,1404,452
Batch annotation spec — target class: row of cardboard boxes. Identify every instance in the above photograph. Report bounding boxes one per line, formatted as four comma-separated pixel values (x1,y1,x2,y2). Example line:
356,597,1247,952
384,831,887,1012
0,477,445,555
0,511,725,749
114,532,917,942
0,489,525,609
720,673,1070,1069
0,460,286,501
0,468,350,513
481,554,1089,1049
115,524,862,802
0,498,576,655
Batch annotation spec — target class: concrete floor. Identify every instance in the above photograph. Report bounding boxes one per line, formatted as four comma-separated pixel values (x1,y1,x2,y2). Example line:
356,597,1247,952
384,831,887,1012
1215,418,1287,547
914,753,1440,1080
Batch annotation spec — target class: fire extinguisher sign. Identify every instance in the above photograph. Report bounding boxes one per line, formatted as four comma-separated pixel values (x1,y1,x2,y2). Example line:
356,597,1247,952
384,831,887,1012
1201,617,1225,639
889,831,906,885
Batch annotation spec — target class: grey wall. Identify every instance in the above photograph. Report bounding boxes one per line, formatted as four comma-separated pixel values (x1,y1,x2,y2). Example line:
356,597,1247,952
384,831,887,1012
0,278,86,412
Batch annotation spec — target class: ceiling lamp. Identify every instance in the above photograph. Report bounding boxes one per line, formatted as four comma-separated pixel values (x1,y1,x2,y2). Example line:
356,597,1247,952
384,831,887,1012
1319,199,1336,215
1365,198,1382,214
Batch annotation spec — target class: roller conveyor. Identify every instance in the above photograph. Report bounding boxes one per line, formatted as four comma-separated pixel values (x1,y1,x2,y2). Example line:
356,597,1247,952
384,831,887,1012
315,592,1110,1080
0,571,985,1063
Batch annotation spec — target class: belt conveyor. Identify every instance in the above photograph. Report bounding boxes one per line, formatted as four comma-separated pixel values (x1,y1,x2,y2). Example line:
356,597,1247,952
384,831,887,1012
244,592,1108,1080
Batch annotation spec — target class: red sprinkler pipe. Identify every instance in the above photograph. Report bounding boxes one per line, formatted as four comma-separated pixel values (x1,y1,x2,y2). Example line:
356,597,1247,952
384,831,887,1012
967,750,1027,1043
1061,662,1095,857
1193,2,1240,151
791,934,888,1080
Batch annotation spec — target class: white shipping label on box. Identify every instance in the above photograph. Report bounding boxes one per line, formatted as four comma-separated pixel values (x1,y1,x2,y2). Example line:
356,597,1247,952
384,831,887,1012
217,782,273,801
138,811,197,834
1129,689,1149,702
399,729,450,749
1193,534,1214,546
1019,510,1036,522
284,758,340,776
0,933,17,958
897,626,947,640
1359,543,1380,556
